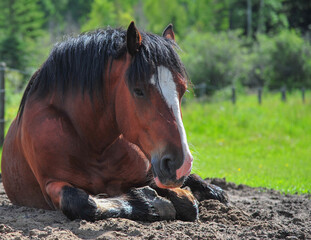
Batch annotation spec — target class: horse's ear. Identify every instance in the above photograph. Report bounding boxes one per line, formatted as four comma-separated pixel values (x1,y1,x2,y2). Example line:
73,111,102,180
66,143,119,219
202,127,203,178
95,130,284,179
127,21,142,56
162,24,175,41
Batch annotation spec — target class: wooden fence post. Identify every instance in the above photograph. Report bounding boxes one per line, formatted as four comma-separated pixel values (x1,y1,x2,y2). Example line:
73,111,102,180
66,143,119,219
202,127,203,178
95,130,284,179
231,87,236,104
182,96,187,105
302,87,305,104
0,62,5,146
281,86,286,102
258,87,262,104
199,83,206,98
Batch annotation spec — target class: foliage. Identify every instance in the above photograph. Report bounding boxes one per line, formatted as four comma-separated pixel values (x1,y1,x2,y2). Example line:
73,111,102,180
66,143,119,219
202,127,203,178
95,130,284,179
183,93,311,194
243,30,311,90
182,29,311,93
81,0,137,31
143,0,187,37
39,0,93,37
259,30,311,90
181,30,249,94
0,0,44,69
0,0,310,83
284,1,311,34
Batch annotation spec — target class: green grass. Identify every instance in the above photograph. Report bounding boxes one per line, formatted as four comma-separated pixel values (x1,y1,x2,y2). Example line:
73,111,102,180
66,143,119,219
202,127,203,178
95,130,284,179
1,91,310,194
183,92,311,194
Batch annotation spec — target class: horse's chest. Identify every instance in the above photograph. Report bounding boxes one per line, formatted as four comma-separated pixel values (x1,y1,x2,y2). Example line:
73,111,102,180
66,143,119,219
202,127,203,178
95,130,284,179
91,141,150,196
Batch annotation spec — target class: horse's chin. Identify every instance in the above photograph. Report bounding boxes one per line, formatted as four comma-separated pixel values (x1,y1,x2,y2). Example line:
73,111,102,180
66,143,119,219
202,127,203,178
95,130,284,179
154,176,184,189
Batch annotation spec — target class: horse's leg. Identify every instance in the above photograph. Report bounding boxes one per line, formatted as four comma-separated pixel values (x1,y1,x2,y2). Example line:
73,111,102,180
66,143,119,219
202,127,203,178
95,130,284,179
46,181,176,221
152,187,199,221
149,174,228,221
1,121,51,209
182,174,229,204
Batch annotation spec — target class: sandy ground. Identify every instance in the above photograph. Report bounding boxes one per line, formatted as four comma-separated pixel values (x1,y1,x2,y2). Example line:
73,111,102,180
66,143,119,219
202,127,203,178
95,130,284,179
0,175,310,240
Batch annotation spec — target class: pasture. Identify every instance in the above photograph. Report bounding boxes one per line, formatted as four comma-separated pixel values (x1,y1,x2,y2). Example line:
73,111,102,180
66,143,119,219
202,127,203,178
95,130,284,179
183,91,311,194
1,91,310,194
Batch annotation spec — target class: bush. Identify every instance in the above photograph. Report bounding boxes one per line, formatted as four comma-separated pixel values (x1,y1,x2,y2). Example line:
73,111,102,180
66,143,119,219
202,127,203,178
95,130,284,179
259,30,311,90
242,30,311,90
181,29,311,94
180,30,248,95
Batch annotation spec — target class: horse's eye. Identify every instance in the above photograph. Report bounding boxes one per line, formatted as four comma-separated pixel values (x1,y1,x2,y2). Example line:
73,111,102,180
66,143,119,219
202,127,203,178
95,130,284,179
133,88,145,97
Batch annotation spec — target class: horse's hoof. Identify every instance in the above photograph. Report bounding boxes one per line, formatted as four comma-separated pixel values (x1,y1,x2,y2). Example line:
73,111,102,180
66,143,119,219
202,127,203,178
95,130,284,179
129,186,176,221
163,188,199,222
193,183,229,204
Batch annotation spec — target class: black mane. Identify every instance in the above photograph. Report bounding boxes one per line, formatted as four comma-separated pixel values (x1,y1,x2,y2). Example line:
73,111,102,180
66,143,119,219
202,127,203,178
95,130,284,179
18,27,187,118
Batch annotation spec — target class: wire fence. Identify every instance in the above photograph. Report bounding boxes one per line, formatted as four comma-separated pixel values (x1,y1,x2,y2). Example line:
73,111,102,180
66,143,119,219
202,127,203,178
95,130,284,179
188,83,307,104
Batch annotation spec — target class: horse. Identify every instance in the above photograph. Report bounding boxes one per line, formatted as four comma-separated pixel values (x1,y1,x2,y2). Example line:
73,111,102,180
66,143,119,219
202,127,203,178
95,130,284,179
1,22,227,222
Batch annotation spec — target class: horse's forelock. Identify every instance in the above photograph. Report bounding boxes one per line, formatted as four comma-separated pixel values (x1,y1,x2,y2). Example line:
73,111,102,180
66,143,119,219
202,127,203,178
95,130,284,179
126,32,187,92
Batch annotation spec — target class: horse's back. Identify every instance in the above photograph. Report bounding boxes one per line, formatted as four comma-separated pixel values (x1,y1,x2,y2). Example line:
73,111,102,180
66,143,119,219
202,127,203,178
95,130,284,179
1,119,51,209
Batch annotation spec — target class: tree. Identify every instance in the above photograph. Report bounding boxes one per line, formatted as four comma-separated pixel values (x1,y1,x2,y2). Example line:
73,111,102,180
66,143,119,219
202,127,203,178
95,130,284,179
143,0,188,37
284,1,311,35
142,0,228,37
40,0,93,38
81,0,137,32
0,0,44,69
226,0,288,36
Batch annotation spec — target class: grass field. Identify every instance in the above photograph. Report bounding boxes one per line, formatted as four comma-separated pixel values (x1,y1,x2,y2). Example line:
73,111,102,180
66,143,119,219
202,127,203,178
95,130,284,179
0,91,310,194
183,92,311,194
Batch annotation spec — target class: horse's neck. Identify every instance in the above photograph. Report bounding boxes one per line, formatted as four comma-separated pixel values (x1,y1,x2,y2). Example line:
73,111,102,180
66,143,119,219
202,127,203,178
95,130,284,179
61,55,130,154
59,92,120,154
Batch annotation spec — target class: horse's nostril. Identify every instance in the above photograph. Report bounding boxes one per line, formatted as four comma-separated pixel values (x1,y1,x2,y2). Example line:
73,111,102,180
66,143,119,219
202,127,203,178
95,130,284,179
161,156,175,174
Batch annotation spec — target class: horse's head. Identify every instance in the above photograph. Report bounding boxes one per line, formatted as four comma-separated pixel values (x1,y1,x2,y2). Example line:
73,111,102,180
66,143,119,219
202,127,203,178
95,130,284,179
115,22,192,189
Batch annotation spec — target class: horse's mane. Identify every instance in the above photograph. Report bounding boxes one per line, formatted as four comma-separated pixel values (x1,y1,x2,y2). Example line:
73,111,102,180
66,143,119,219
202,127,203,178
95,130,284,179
18,27,187,119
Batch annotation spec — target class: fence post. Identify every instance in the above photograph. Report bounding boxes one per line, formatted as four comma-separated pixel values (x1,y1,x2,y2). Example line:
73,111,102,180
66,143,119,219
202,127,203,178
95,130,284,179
231,87,236,104
258,87,262,104
199,83,206,98
0,62,5,146
301,87,305,104
281,86,286,102
182,96,187,105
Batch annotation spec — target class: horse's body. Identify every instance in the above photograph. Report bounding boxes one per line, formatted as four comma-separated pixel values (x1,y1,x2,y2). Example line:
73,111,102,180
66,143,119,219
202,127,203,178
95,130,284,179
1,22,227,221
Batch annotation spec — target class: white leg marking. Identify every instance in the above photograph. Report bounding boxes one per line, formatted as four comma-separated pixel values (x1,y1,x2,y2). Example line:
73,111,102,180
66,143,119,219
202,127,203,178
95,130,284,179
93,197,133,217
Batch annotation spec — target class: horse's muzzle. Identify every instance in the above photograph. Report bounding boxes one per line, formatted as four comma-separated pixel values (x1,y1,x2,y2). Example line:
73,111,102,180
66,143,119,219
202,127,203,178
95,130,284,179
176,155,193,180
151,154,193,189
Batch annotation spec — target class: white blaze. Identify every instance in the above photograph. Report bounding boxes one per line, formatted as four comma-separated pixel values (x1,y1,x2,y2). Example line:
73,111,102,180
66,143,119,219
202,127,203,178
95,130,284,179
150,66,192,169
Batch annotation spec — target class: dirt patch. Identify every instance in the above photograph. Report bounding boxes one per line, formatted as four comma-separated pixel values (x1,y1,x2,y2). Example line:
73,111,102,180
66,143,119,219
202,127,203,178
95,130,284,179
0,175,310,239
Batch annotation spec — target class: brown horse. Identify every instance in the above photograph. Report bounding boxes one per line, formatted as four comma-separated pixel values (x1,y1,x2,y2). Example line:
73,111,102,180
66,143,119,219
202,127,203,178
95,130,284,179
1,22,227,221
